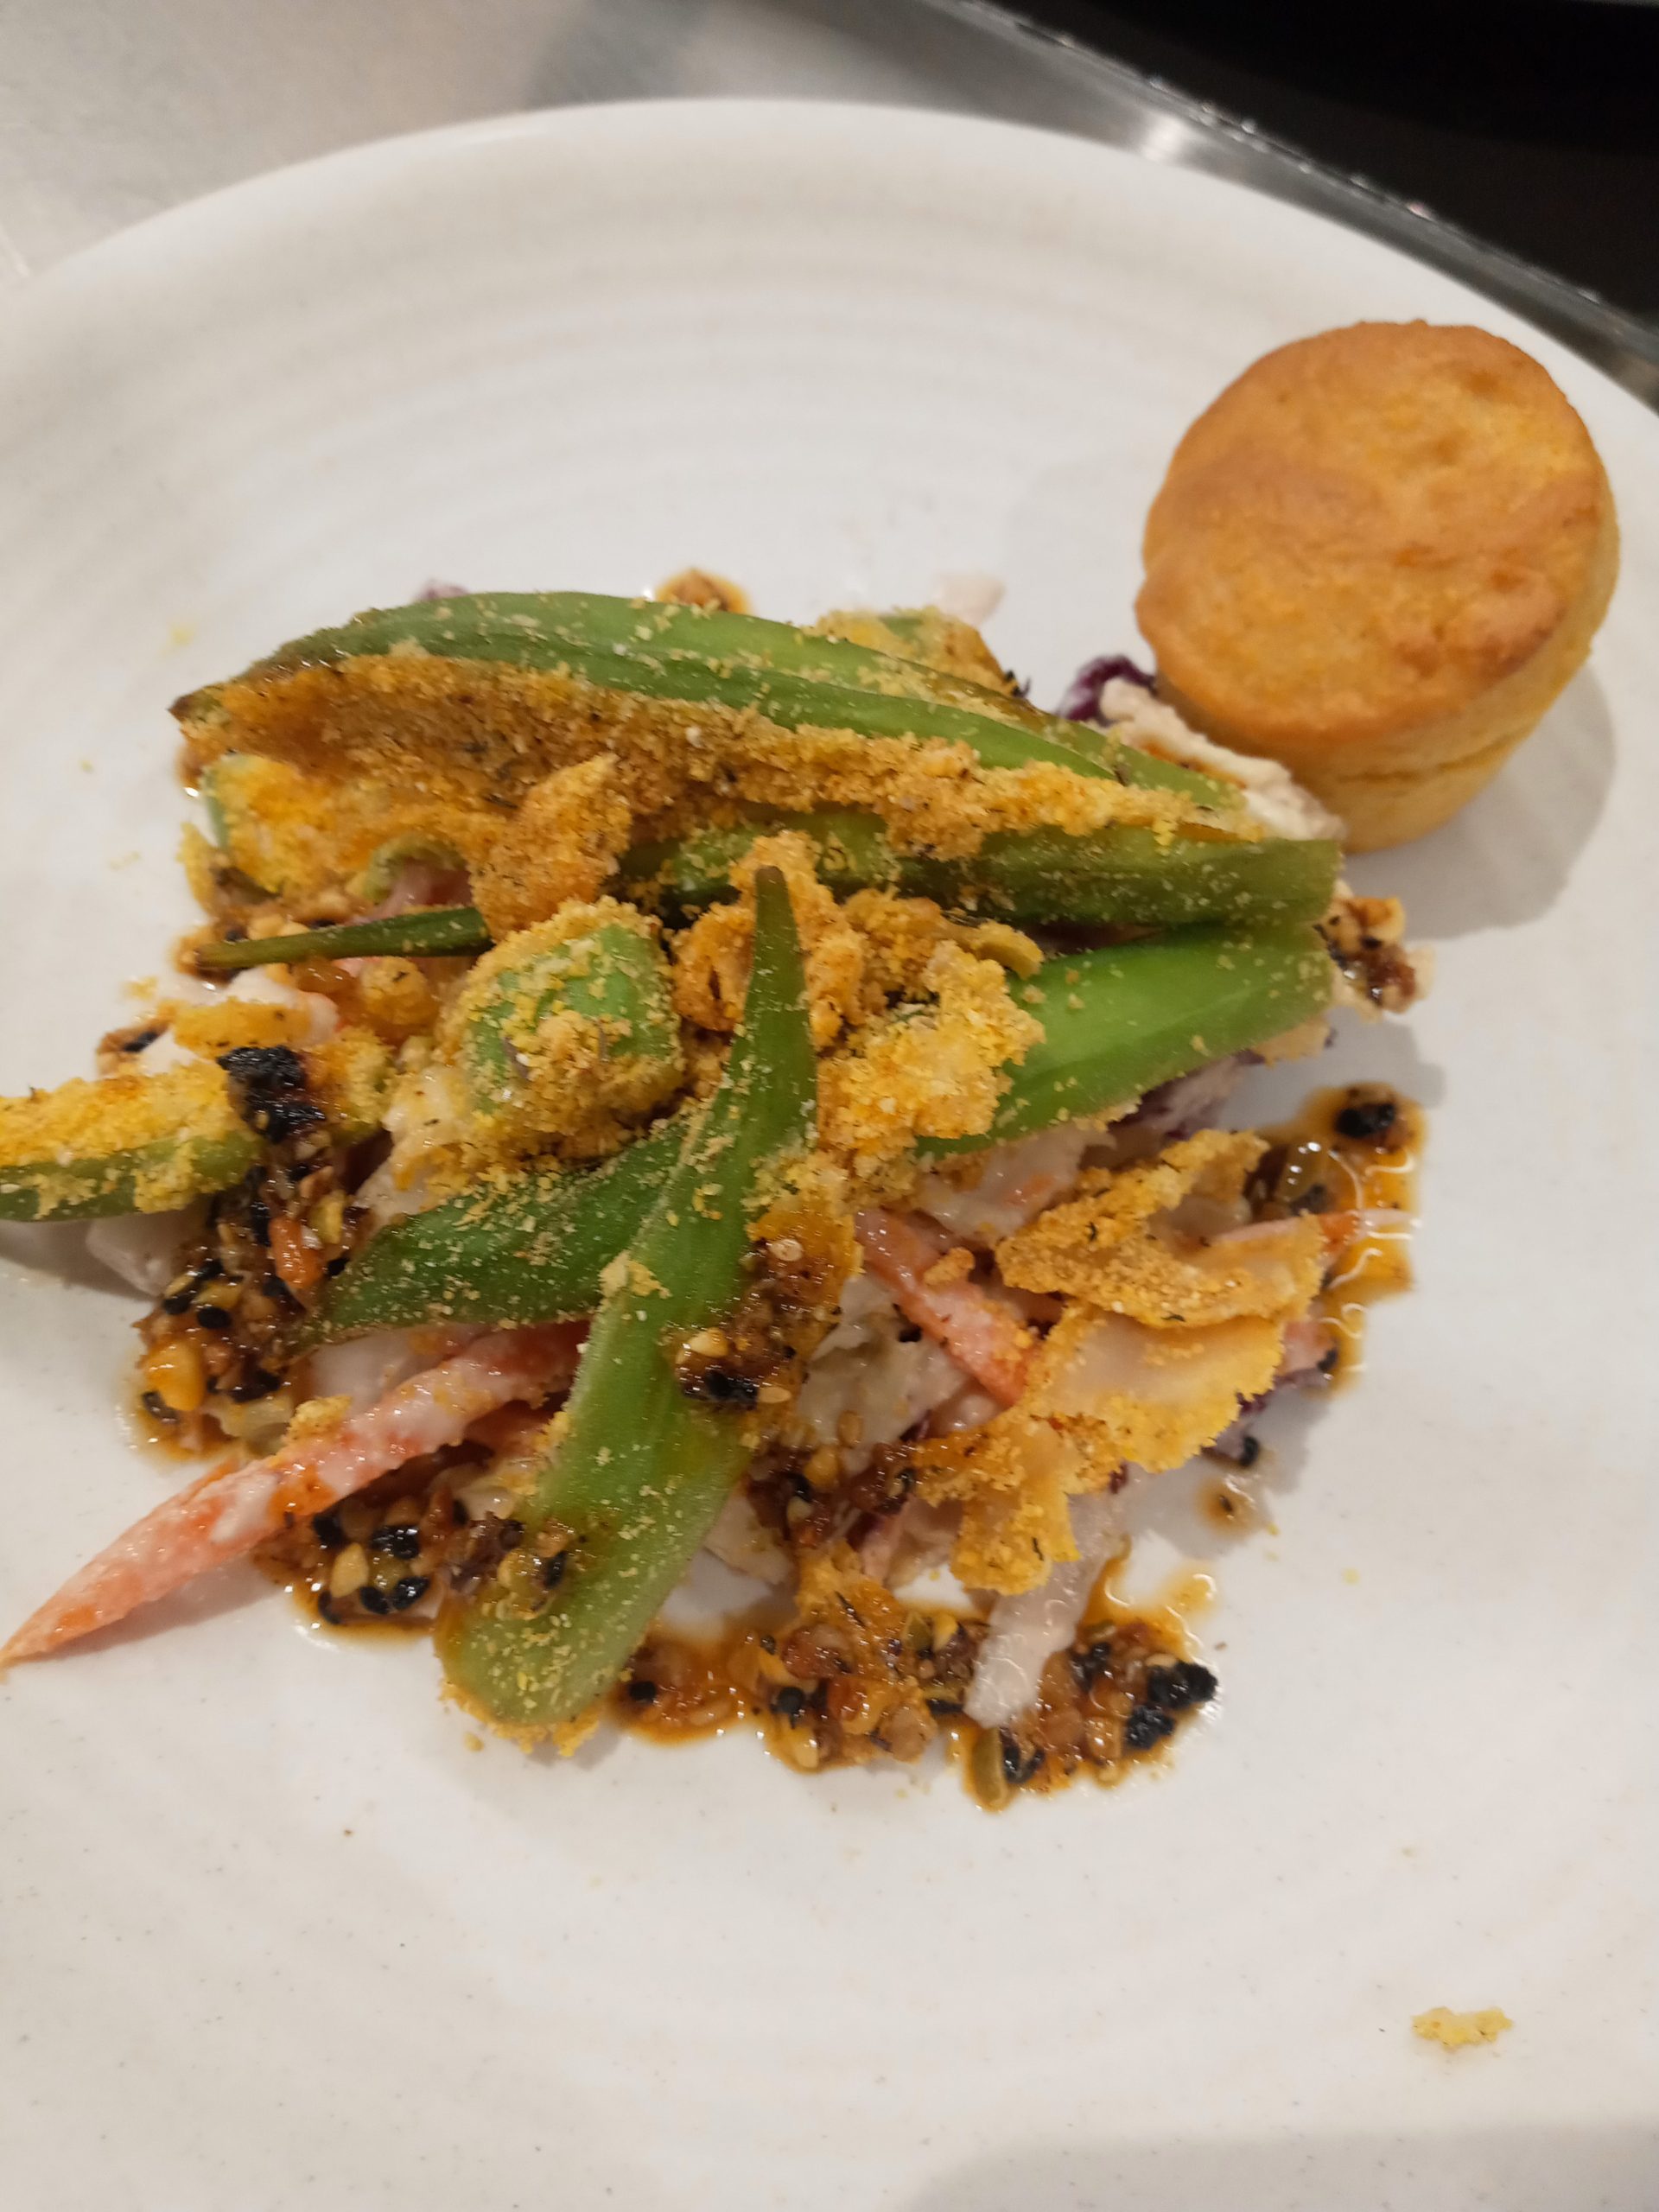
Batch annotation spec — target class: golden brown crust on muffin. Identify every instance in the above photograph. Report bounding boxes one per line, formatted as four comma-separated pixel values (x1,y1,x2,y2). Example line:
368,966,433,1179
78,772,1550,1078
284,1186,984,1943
1136,322,1618,848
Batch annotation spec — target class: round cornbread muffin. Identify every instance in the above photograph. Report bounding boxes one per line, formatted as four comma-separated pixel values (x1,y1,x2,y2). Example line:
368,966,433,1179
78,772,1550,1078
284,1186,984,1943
1136,322,1618,849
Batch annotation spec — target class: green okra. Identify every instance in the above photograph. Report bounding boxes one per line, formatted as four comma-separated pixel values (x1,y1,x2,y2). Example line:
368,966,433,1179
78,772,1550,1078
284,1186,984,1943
195,908,493,972
351,835,465,906
224,591,1233,810
455,915,678,1123
309,1117,685,1340
200,810,1338,975
315,922,1333,1338
0,1064,260,1221
436,867,822,1735
923,921,1332,1154
0,1131,257,1222
623,810,1339,931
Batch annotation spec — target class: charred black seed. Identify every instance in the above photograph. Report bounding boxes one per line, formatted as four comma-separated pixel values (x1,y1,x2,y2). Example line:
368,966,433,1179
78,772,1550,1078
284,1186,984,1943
357,1586,391,1617
372,1523,423,1560
389,1575,430,1612
162,1255,224,1313
771,1686,809,1721
1236,1433,1262,1469
1124,1704,1176,1751
1071,1638,1116,1690
118,1026,162,1055
1336,1096,1397,1142
141,1389,180,1425
312,1510,346,1548
1144,1660,1218,1713
1318,1345,1340,1376
324,1253,349,1276
245,1197,271,1246
315,1591,340,1624
218,1045,324,1141
681,1365,760,1409
228,1367,282,1403
263,1271,302,1313
1288,1180,1332,1216
194,1303,232,1330
539,1551,568,1591
626,1678,658,1704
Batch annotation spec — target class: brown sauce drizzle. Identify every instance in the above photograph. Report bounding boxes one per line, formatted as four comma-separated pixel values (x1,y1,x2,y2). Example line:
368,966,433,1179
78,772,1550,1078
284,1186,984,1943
250,1078,1421,1808
1255,1081,1422,1381
604,1589,1205,1812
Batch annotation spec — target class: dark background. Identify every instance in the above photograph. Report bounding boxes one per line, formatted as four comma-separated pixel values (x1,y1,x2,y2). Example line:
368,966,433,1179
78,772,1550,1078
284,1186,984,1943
1020,0,1659,319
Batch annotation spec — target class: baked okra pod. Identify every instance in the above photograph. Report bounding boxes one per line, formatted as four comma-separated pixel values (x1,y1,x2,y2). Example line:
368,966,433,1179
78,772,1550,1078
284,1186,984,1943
312,920,1332,1339
435,867,839,1736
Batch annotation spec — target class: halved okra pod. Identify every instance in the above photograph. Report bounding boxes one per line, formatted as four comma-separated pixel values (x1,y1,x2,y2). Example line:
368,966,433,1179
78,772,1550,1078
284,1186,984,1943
436,868,828,1735
311,920,1332,1340
447,907,680,1133
217,590,1234,807
623,810,1339,931
0,1063,259,1220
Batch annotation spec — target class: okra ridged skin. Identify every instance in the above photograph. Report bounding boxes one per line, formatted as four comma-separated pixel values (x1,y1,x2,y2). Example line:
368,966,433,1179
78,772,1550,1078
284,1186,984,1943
436,869,820,1735
625,811,1339,931
316,923,1332,1337
0,1132,258,1221
308,1119,685,1340
230,590,1230,807
926,921,1332,1153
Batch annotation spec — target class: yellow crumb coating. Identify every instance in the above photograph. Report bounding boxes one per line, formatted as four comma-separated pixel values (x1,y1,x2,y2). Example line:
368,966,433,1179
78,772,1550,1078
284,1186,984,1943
1034,1306,1286,1471
1412,2007,1512,2050
302,1027,397,1140
912,1294,1292,1595
814,605,1014,691
0,1061,251,1215
163,998,318,1056
425,901,683,1172
820,942,1043,1170
996,1129,1325,1325
205,751,487,901
467,755,633,940
178,651,1211,868
841,887,1043,992
915,1411,1089,1592
672,835,870,1049
347,957,443,1044
654,568,751,612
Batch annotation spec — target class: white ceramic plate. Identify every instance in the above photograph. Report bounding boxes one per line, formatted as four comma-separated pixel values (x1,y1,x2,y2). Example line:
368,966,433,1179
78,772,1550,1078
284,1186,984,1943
0,101,1653,2212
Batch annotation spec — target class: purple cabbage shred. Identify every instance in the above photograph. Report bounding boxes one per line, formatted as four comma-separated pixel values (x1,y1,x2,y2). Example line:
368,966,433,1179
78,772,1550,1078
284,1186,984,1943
1056,652,1156,725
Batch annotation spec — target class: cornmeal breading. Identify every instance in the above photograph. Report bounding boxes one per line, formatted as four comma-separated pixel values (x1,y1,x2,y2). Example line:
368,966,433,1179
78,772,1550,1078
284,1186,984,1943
178,652,1217,867
672,835,869,1049
467,756,633,939
820,942,1042,1170
204,751,493,903
914,1412,1090,1592
0,1060,247,1213
813,606,1014,691
1033,1306,1286,1471
996,1129,1325,1325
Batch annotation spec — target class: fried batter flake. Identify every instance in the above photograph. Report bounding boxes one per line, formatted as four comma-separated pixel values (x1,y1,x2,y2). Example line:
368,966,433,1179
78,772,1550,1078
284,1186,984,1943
996,1128,1325,1326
